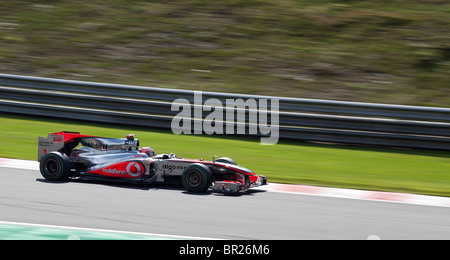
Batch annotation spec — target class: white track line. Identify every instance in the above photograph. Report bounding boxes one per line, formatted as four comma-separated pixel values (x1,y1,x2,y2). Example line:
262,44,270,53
253,183,450,208
0,158,39,170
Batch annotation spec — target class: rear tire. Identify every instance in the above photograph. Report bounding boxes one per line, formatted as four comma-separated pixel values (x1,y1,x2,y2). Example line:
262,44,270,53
181,163,212,193
40,152,71,181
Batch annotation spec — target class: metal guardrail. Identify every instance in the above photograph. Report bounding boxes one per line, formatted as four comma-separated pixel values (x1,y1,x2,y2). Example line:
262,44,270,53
0,73,449,150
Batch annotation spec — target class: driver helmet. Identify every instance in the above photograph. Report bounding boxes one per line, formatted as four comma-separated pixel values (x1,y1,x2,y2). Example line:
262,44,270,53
140,147,155,157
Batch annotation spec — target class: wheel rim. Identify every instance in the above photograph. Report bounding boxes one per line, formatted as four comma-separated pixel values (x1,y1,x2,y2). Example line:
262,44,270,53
186,170,203,188
43,158,60,178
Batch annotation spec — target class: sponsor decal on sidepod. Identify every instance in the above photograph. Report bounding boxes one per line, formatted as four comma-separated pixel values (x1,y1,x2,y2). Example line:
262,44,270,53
89,161,143,178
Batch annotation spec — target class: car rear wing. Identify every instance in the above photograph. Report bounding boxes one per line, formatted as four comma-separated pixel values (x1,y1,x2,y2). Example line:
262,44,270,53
38,131,91,161
38,131,138,161
38,133,66,162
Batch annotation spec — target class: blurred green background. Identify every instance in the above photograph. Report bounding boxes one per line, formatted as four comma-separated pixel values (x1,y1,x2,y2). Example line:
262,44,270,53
1,0,449,106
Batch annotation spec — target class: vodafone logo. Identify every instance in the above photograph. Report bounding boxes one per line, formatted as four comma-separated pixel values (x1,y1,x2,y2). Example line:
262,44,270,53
97,161,143,178
103,168,126,175
126,162,142,177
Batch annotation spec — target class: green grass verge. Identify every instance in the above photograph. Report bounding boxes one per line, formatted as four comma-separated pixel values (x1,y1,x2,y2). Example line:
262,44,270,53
1,113,449,197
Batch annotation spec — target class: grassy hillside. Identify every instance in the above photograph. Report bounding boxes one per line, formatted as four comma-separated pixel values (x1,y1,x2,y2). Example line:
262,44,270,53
0,0,449,106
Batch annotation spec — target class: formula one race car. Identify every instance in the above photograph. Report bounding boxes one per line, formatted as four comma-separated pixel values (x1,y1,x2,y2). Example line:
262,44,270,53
38,131,267,193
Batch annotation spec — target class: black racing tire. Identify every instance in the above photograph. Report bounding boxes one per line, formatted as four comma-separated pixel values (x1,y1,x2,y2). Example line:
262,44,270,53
215,157,237,165
181,163,212,193
40,152,72,181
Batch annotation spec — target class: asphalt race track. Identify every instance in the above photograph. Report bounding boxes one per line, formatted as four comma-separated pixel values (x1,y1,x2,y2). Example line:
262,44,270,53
1,166,450,239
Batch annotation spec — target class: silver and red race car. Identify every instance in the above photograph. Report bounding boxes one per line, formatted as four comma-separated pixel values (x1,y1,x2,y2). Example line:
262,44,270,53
38,131,267,193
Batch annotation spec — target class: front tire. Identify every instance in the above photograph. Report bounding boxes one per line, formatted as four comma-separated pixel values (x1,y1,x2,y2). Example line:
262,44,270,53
181,163,212,193
40,152,71,181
